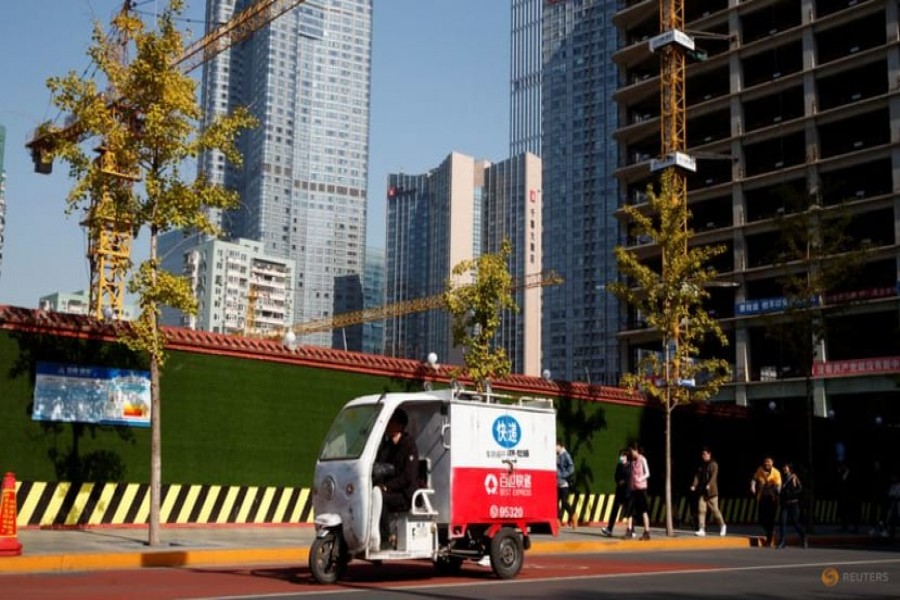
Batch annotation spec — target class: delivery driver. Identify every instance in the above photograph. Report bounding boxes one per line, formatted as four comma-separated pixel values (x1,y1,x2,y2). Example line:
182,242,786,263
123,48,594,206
374,407,419,549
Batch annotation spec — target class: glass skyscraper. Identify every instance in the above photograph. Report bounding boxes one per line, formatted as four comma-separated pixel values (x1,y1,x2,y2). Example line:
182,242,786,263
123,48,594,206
539,0,621,384
384,154,486,365
510,0,543,157
198,0,373,347
0,124,6,285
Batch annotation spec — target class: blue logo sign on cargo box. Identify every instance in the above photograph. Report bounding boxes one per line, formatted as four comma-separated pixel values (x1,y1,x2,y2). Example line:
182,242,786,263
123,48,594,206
492,415,521,448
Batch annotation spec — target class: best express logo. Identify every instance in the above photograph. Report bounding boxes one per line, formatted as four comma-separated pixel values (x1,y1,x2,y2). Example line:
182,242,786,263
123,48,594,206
492,415,521,448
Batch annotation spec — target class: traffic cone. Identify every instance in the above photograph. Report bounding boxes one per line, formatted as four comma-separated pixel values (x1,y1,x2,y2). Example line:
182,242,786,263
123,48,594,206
0,472,23,556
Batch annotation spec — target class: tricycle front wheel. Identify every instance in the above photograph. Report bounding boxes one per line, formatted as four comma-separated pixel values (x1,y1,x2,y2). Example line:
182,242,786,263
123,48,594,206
309,531,346,584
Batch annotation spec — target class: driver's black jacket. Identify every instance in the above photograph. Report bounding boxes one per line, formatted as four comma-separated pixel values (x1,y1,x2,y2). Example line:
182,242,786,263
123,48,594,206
376,431,419,505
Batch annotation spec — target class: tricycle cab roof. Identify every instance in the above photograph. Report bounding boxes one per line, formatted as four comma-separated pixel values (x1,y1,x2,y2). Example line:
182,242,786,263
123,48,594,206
340,386,556,414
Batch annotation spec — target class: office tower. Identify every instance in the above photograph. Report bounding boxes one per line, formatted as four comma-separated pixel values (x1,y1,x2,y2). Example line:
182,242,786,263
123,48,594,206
510,0,543,156
483,152,543,376
385,151,542,376
178,237,294,335
384,153,481,365
613,2,900,418
332,270,363,351
541,1,621,384
0,124,6,285
362,246,385,355
198,0,373,347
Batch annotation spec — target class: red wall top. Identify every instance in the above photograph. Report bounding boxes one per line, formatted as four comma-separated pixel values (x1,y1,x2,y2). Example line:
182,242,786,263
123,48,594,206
0,304,650,407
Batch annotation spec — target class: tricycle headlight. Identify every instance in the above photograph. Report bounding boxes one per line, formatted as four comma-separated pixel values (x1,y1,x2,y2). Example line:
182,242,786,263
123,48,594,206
322,476,336,501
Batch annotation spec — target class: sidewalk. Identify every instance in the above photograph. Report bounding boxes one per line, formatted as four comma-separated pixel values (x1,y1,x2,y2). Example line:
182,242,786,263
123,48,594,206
0,523,887,575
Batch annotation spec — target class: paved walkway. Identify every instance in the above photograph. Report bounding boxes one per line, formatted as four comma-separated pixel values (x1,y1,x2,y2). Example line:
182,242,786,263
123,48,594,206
0,523,887,575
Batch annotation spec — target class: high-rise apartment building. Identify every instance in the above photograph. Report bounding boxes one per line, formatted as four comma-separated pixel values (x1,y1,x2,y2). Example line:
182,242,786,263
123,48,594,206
196,0,373,347
510,0,543,156
540,1,621,385
385,151,542,376
178,237,295,335
38,290,139,320
613,1,900,421
0,124,6,285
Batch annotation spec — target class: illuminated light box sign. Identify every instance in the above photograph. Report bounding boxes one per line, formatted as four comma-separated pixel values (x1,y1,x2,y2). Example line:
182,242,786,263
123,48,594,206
32,362,151,427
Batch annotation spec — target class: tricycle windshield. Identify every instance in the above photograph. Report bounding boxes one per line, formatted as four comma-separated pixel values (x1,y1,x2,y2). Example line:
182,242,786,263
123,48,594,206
319,404,382,460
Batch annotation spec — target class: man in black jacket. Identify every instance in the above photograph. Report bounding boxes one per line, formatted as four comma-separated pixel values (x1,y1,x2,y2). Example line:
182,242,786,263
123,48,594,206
601,449,631,537
375,408,419,548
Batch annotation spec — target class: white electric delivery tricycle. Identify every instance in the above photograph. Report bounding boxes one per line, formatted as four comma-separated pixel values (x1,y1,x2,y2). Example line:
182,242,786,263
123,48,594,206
308,383,559,583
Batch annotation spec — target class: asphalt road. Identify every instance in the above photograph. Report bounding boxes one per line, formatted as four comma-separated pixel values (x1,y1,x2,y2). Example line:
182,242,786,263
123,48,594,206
5,546,899,599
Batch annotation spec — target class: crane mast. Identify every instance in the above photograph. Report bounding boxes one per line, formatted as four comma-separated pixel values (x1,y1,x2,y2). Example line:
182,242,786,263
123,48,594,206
656,0,690,208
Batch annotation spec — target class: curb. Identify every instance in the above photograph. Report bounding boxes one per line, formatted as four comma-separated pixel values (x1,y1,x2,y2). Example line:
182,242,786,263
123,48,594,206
0,547,311,575
530,536,750,554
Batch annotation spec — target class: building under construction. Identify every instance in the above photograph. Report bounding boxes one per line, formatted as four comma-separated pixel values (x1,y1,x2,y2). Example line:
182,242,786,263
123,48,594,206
613,1,900,434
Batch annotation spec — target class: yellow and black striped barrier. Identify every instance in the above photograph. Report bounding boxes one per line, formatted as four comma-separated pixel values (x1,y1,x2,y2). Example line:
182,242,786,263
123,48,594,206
15,481,315,527
563,491,845,527
14,481,850,528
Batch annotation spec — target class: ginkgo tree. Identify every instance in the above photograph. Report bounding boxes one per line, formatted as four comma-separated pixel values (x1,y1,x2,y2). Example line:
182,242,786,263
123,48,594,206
610,170,732,536
443,239,517,390
41,0,256,545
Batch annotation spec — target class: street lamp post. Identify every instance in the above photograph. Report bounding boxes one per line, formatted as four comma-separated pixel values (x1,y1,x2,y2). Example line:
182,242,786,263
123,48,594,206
282,330,297,351
423,352,439,390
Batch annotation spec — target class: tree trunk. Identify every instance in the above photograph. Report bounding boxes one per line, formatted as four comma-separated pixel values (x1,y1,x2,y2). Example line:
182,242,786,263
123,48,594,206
148,356,161,546
665,406,674,536
804,373,815,533
148,230,161,547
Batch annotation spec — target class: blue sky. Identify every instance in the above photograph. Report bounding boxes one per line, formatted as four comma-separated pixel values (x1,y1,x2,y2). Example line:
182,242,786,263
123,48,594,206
0,0,510,308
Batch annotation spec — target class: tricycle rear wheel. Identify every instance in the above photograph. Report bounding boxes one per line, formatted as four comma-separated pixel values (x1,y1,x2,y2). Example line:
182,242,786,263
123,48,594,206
489,527,524,579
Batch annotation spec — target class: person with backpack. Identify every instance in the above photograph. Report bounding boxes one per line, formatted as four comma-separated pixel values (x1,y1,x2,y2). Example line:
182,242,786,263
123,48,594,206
556,439,577,529
778,462,807,548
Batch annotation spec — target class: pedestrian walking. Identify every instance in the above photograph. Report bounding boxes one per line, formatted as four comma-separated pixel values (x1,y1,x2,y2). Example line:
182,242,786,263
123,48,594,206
690,446,727,537
751,456,782,547
556,440,577,529
867,459,890,537
836,461,861,533
624,443,651,540
600,449,631,537
886,473,900,540
778,462,807,548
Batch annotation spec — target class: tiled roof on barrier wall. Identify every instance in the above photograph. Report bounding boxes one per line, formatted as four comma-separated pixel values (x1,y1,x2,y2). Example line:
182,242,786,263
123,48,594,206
0,304,652,406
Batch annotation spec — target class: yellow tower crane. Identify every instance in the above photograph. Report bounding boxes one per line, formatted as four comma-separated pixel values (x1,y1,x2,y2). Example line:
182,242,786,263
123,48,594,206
25,0,308,321
649,0,695,204
276,269,564,342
